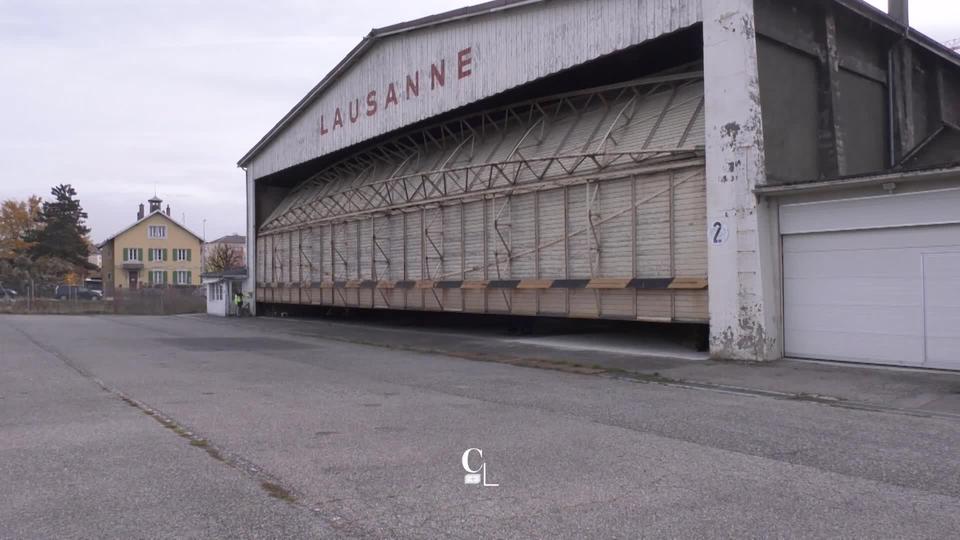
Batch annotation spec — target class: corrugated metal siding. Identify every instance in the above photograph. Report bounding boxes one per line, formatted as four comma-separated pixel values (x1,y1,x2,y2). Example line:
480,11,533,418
257,78,707,322
246,0,702,179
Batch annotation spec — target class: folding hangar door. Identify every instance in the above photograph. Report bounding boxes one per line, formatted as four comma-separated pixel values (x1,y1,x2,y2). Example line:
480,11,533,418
256,73,709,323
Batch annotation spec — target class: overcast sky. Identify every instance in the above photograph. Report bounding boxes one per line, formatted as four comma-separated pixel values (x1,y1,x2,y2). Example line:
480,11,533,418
1,0,957,243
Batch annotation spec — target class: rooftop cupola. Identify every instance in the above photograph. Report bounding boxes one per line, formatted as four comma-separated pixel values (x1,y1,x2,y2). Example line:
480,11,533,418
148,195,163,214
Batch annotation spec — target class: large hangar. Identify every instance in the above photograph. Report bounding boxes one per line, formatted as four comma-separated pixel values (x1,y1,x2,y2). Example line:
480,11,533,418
240,0,960,368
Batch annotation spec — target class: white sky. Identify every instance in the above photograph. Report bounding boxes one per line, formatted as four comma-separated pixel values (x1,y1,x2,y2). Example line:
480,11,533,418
0,0,957,243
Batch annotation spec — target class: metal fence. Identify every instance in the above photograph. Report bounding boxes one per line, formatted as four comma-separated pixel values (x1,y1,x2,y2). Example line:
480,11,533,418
0,286,205,315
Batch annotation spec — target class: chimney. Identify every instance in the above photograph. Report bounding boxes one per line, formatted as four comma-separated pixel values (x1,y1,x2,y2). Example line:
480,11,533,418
165,204,171,216
137,203,145,220
889,0,908,25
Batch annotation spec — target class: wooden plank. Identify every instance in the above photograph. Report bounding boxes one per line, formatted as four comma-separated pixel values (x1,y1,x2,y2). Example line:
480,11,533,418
586,278,632,289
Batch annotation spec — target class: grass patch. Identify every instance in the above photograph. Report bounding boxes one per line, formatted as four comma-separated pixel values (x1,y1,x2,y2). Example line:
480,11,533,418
260,481,297,503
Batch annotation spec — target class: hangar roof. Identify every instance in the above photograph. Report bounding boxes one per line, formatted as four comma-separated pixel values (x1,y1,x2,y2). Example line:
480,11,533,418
237,0,544,170
237,0,959,176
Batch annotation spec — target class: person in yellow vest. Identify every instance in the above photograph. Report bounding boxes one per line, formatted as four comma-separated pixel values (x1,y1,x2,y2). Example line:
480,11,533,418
233,290,243,316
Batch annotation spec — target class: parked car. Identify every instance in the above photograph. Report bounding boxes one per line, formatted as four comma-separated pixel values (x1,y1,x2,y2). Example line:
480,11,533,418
0,288,15,302
55,285,103,300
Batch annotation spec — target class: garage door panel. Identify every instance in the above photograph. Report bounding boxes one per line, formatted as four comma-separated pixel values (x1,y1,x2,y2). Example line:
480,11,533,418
784,277,921,307
785,329,923,366
923,252,960,369
784,250,919,279
783,226,960,252
783,224,960,369
785,303,922,335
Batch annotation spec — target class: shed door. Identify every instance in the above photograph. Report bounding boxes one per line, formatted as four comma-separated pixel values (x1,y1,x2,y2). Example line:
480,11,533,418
783,225,960,369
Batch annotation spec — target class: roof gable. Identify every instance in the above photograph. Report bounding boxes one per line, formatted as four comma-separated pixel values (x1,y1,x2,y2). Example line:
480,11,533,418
97,210,203,248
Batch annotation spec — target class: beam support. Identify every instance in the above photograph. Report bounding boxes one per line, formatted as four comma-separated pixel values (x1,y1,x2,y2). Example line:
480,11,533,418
704,0,781,361
815,3,846,177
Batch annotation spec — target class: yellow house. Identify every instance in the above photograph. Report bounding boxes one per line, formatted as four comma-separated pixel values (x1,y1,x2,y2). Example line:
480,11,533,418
98,197,203,295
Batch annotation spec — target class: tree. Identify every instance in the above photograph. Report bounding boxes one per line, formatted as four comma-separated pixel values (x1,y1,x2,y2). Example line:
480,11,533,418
0,195,42,260
25,184,93,268
205,243,243,273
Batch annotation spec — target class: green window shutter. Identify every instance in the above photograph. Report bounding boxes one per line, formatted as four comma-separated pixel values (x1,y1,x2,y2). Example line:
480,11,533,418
187,249,192,261
122,248,128,260
138,248,143,261
187,271,192,284
148,249,154,262
163,248,168,261
148,271,154,285
164,271,168,285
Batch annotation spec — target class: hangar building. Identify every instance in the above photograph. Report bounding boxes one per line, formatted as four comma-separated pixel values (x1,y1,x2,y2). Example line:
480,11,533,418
239,0,960,369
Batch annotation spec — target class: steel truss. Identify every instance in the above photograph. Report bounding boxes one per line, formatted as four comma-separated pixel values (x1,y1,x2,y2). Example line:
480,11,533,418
261,72,705,233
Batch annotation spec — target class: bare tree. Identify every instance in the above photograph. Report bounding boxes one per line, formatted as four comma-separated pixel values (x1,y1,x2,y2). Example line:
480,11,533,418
205,243,242,273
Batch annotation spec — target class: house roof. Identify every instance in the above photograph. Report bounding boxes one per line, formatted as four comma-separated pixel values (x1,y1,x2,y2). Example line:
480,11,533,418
96,210,203,248
207,234,246,245
201,268,248,281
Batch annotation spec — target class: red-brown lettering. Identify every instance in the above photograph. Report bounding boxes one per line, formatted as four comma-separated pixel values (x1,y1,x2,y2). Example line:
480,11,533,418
333,107,343,129
349,98,360,123
320,114,329,135
385,83,399,108
457,47,472,79
406,72,420,99
366,90,378,116
431,60,445,90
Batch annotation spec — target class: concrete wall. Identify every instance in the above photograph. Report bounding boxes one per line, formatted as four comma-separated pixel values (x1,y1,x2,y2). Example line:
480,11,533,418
755,0,960,184
703,0,780,361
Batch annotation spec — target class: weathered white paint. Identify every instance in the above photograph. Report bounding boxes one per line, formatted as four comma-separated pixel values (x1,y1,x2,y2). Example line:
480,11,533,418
703,0,780,360
243,0,702,180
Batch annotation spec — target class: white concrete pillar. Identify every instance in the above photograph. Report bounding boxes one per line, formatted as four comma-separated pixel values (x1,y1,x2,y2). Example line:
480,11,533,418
703,0,781,361
244,168,257,316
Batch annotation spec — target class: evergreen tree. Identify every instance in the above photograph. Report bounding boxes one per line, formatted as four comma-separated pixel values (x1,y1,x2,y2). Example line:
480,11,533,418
25,184,93,268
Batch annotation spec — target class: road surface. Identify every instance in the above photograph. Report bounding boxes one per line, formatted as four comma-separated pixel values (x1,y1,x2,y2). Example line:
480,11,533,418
2,314,959,538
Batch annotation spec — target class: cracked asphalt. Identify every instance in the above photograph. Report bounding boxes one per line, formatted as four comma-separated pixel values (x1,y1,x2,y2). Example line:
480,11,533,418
2,314,960,538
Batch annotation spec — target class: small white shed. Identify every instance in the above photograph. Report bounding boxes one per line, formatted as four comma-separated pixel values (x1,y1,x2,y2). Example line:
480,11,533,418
202,269,247,317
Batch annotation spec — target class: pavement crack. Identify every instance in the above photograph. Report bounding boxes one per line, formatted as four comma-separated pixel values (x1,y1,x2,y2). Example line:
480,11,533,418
8,322,360,537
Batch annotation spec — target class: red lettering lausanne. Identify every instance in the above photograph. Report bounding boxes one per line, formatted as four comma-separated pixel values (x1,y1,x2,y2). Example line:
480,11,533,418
320,47,472,137
457,47,472,79
431,60,445,90
366,90,377,117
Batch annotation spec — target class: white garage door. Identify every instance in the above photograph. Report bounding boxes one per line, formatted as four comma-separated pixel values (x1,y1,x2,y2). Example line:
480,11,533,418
781,188,960,370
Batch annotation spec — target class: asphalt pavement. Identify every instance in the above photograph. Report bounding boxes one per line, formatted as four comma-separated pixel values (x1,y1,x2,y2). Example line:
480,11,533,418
2,313,960,538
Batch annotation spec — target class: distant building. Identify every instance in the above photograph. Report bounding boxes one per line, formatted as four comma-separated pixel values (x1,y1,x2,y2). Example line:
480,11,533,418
86,247,102,269
97,196,203,295
202,234,246,271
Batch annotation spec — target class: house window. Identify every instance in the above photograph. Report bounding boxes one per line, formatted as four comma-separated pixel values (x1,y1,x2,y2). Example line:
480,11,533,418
150,270,165,285
173,270,191,285
124,248,141,261
149,248,165,261
173,248,191,261
148,225,167,239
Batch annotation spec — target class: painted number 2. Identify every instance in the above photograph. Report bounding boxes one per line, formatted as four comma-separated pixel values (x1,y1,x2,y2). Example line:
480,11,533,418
711,221,729,246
